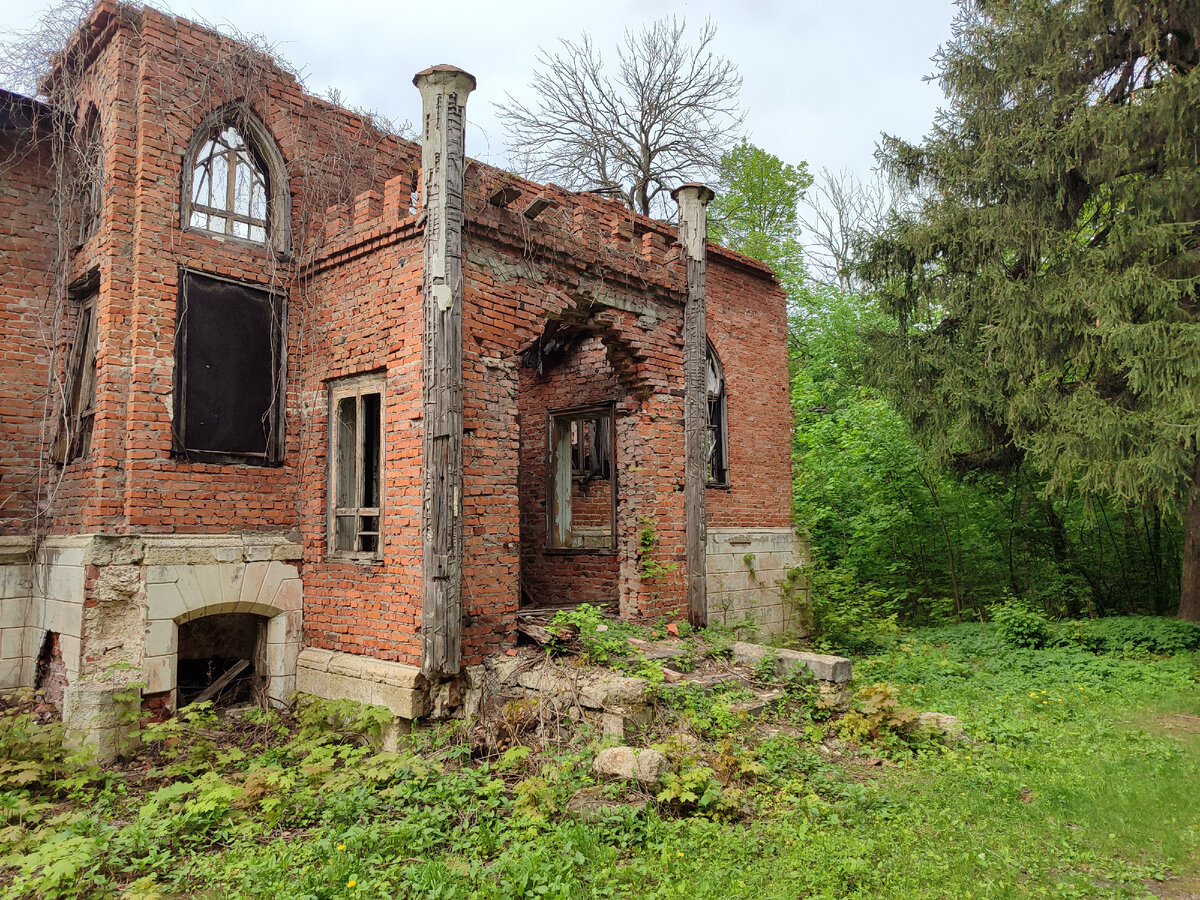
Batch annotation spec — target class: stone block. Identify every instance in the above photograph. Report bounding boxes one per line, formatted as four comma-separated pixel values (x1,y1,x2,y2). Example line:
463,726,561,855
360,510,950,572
593,746,669,784
297,650,426,719
144,618,176,658
43,598,83,637
58,633,81,675
732,641,852,684
0,656,22,690
271,577,302,613
600,706,654,740
0,597,27,629
516,665,649,710
267,609,302,645
146,581,188,621
1,627,24,660
62,682,141,762
144,655,173,694
144,565,179,585
267,674,296,705
238,561,272,609
297,647,334,672
265,641,299,678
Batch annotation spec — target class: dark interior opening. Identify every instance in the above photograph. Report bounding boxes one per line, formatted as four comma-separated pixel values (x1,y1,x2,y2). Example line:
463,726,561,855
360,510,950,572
177,613,267,708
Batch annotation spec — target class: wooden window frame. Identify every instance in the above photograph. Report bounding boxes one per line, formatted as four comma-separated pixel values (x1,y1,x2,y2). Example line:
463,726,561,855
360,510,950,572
53,287,99,465
188,124,269,243
545,402,617,555
328,373,386,561
180,106,291,253
74,109,102,245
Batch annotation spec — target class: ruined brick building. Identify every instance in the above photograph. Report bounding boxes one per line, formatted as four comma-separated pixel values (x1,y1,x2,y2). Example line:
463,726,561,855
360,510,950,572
0,2,805,745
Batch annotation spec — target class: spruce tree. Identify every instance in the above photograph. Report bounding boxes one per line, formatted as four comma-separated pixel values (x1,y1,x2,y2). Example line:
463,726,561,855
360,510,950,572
860,0,1200,619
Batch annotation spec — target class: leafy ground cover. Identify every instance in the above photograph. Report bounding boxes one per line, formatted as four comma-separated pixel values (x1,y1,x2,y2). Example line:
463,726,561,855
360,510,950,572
1,618,1197,899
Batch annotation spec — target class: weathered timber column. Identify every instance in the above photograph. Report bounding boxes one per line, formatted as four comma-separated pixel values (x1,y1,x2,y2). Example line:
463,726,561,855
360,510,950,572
414,65,475,676
672,183,715,628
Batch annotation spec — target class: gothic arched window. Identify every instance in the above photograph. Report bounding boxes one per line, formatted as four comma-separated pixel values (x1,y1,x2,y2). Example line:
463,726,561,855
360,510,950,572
187,123,269,242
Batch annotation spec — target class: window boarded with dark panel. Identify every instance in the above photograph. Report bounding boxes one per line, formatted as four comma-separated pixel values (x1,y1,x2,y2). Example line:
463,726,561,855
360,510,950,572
175,271,284,463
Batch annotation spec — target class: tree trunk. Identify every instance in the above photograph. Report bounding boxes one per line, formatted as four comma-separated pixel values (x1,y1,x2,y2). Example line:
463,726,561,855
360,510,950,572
1179,455,1200,622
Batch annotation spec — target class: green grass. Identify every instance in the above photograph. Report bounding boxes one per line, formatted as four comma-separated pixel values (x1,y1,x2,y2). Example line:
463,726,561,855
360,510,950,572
1,621,1198,899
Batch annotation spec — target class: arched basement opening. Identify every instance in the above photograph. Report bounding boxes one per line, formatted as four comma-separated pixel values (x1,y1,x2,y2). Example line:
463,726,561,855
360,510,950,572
177,613,268,707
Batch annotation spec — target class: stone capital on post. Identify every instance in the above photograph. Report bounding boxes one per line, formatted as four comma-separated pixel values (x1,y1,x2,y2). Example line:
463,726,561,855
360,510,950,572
673,182,714,628
671,182,715,263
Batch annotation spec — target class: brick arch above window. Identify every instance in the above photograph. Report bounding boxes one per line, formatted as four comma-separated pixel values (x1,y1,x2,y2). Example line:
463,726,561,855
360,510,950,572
181,104,290,251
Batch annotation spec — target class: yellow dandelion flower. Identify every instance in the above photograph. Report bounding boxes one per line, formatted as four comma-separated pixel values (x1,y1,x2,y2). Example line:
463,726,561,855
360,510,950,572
1042,701,1048,705
678,851,684,858
1029,691,1038,697
337,844,346,851
348,879,356,888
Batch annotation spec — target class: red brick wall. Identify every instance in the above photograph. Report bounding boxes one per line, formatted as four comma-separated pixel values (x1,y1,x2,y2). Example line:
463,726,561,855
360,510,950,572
0,126,55,532
295,207,425,666
25,4,417,538
706,257,793,530
3,3,794,675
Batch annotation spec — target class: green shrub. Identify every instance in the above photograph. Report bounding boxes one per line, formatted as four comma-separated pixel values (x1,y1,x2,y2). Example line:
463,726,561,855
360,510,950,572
992,603,1052,649
550,603,633,665
1052,616,1200,656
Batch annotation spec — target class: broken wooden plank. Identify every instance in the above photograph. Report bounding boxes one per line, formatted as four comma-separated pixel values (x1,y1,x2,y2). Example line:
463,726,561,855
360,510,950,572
517,619,580,646
188,659,249,706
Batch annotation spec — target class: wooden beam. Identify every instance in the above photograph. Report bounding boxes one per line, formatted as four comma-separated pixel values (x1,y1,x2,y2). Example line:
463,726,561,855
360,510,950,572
414,65,476,677
187,658,249,707
672,183,715,628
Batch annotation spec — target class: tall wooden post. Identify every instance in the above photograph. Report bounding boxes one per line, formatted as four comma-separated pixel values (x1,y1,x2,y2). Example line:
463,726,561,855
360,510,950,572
414,65,475,676
672,183,715,628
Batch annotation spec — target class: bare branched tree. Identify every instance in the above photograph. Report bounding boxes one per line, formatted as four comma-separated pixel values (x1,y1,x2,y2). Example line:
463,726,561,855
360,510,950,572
496,18,743,219
799,167,898,291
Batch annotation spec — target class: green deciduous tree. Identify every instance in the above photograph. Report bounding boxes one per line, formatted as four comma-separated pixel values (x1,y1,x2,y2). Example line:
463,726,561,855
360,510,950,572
709,140,811,297
860,0,1200,620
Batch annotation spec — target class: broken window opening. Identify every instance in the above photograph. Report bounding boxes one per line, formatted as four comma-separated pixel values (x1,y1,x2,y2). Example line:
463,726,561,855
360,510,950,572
74,108,102,244
707,342,728,486
188,124,269,243
53,291,98,464
547,404,615,552
329,373,385,557
174,270,285,464
570,415,611,481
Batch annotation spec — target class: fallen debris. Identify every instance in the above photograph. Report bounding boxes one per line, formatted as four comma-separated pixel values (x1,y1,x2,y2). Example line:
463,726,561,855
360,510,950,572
593,746,670,784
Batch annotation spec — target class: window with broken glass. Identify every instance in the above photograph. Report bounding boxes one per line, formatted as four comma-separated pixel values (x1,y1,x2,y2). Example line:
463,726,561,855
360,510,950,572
329,375,385,558
547,404,615,552
188,124,269,243
74,110,102,244
53,292,98,464
707,343,728,486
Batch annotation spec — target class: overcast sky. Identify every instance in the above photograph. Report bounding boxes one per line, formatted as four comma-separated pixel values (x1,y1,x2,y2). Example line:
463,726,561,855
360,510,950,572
6,0,957,199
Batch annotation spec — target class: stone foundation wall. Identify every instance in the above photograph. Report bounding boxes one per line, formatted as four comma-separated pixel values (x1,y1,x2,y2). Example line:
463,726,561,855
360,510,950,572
0,534,302,718
706,527,809,638
0,536,88,691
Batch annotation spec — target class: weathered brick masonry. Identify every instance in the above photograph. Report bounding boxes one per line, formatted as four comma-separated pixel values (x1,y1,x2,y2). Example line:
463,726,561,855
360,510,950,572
0,2,806,745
